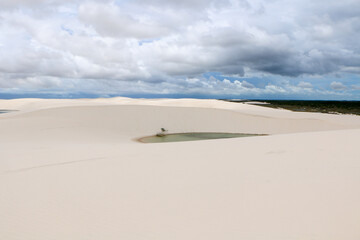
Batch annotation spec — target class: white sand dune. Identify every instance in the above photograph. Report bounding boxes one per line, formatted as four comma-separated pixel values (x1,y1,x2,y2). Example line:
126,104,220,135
1,98,360,240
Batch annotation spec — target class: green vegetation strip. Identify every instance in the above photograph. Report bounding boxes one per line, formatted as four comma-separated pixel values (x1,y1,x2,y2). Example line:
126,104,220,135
221,100,360,115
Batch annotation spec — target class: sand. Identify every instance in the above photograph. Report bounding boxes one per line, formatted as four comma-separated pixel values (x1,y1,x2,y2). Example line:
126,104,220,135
1,98,360,240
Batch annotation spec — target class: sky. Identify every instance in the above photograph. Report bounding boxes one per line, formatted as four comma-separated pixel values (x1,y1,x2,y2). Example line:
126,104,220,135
0,0,359,99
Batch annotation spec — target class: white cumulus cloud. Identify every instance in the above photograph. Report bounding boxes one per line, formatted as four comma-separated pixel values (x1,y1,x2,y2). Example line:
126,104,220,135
330,81,347,90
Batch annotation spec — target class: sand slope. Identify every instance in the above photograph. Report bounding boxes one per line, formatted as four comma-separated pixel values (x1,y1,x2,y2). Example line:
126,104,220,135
1,98,360,240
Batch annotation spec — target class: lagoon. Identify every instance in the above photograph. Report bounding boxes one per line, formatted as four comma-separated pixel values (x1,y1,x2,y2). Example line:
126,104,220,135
138,132,264,143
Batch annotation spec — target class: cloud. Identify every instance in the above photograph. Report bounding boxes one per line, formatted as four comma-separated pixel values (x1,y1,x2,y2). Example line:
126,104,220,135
240,80,255,89
133,0,232,10
351,85,360,90
330,81,347,90
0,0,359,99
298,81,313,89
78,2,170,39
0,0,82,9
